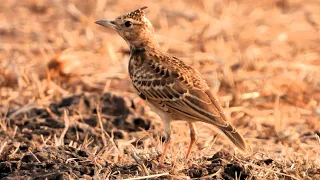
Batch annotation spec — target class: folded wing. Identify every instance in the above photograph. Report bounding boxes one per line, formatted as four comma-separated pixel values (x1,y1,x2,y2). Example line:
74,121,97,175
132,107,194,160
131,53,246,151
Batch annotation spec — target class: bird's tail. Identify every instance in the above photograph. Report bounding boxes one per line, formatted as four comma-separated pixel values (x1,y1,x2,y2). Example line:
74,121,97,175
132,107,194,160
203,90,247,152
219,124,247,152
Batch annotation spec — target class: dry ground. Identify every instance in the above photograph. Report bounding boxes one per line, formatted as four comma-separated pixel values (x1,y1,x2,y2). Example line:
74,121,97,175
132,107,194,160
0,0,320,179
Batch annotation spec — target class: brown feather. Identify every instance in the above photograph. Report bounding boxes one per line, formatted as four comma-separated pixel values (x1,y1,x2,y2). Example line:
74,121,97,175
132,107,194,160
96,7,247,154
130,50,247,151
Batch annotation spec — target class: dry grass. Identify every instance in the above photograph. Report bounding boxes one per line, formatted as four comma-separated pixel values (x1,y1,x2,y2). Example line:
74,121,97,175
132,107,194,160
0,0,319,179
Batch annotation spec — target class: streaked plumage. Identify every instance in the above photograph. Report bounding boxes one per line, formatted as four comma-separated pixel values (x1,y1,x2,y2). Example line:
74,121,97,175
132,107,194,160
96,7,247,163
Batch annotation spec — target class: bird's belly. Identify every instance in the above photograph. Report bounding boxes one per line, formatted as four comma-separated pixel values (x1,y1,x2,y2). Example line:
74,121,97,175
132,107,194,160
145,100,172,122
145,100,190,122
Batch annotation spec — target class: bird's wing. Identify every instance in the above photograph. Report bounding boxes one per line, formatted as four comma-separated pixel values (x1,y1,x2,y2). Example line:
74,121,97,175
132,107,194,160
131,53,246,151
131,53,231,129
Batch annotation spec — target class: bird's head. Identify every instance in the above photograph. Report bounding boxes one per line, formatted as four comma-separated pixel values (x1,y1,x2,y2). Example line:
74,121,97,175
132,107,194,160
96,6,154,49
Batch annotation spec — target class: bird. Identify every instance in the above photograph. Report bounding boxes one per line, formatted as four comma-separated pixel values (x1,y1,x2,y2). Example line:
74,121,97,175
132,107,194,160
95,6,246,164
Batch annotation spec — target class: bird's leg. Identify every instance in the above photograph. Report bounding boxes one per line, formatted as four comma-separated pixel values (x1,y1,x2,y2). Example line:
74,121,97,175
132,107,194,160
159,120,171,164
186,122,198,161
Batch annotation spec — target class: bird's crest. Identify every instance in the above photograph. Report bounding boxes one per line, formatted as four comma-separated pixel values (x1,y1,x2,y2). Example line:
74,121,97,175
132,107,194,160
118,6,148,22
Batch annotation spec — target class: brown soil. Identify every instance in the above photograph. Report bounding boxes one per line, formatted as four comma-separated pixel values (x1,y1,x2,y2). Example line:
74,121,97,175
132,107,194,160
0,92,254,179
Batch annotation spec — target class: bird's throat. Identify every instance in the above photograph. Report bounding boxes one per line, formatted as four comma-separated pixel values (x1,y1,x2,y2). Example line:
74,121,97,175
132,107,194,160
128,37,158,52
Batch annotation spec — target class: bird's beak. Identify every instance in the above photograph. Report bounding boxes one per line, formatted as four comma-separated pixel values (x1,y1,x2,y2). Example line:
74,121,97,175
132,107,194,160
95,20,117,30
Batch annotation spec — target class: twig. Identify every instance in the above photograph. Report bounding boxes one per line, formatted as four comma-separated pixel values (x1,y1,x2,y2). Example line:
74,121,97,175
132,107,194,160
240,92,260,100
47,81,70,96
123,172,169,180
10,142,20,156
0,107,9,132
40,134,51,149
0,141,8,155
96,104,108,147
237,158,301,180
235,74,274,82
66,3,87,22
28,149,41,163
55,109,70,146
128,145,149,176
202,133,219,156
196,168,222,179
12,126,18,139
8,103,36,118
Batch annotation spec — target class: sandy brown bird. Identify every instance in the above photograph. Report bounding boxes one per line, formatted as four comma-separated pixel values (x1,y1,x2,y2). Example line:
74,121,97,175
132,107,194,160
96,6,246,164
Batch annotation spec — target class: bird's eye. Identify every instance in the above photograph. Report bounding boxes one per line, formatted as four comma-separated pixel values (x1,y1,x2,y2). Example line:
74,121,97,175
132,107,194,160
124,21,132,27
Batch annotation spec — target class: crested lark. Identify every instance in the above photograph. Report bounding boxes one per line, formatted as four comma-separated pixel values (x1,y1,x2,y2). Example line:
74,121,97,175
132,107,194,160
96,6,246,163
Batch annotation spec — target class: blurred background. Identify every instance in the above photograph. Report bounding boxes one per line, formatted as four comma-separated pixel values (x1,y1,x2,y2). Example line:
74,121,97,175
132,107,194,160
0,0,319,178
1,0,319,126
1,0,319,103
